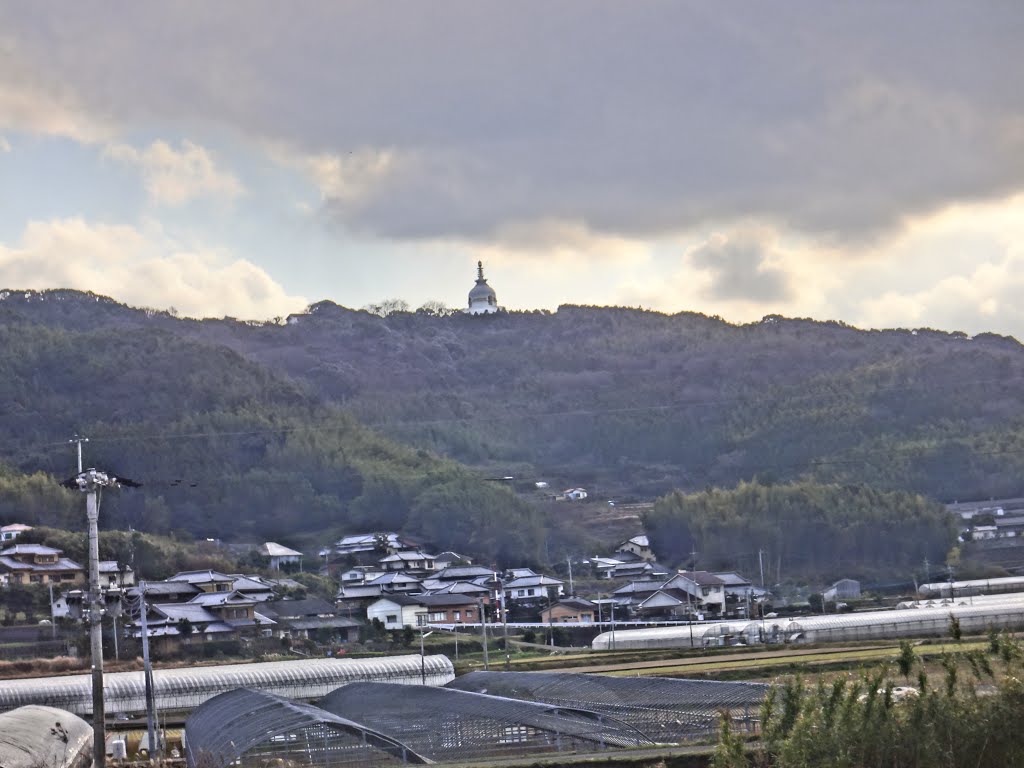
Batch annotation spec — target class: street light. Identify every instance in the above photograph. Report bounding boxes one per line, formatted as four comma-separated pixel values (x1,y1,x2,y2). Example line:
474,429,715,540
419,625,435,684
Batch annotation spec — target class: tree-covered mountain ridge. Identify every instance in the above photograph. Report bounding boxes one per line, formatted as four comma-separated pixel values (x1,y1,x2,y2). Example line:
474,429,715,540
4,288,1024,507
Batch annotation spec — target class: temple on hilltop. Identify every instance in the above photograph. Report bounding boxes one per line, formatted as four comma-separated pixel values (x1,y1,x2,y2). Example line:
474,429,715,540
464,261,503,315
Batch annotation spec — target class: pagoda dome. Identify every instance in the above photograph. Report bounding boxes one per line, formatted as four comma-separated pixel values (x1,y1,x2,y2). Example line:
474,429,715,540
465,261,501,314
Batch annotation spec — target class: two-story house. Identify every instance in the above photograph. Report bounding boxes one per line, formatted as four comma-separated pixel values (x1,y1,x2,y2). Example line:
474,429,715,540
0,545,84,586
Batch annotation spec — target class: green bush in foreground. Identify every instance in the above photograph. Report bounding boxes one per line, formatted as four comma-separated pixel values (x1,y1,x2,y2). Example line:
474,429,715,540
714,635,1024,768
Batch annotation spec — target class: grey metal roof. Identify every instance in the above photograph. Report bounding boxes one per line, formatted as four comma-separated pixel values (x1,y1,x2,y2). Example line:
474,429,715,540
448,671,769,743
257,542,302,557
0,706,92,768
319,682,655,761
0,544,62,556
185,688,428,768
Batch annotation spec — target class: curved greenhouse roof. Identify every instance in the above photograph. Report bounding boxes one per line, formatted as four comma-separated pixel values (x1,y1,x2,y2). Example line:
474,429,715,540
0,655,454,716
448,671,768,743
319,682,656,760
0,706,92,768
185,688,427,768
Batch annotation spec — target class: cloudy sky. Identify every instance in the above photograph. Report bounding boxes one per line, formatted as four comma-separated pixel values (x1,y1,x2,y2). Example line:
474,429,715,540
1,3,1022,336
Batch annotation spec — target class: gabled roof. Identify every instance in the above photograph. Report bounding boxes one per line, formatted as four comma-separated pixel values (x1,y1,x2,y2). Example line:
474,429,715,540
0,556,83,572
423,581,489,596
714,572,752,587
189,590,256,607
168,569,235,584
380,551,435,563
637,591,685,609
262,598,336,619
258,542,302,558
670,571,725,587
0,544,62,556
547,597,596,611
623,535,650,548
434,565,495,581
127,581,201,598
228,574,278,593
507,568,537,579
504,574,563,590
367,572,421,585
0,523,32,533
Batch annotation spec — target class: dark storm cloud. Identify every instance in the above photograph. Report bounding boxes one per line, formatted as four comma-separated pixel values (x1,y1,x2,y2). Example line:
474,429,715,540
2,1,1022,242
689,232,793,303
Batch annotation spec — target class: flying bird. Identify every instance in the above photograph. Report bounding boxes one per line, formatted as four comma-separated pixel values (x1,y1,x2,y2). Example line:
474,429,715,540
60,469,142,490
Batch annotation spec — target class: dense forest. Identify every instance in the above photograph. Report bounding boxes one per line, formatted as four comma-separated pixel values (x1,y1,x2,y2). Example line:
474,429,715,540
644,480,958,582
0,288,1021,571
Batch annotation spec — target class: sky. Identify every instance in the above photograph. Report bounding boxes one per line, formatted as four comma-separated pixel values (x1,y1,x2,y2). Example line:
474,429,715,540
1,3,1023,336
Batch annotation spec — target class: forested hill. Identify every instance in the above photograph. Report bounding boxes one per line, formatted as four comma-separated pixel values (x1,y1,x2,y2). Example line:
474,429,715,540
4,289,1024,508
0,291,544,564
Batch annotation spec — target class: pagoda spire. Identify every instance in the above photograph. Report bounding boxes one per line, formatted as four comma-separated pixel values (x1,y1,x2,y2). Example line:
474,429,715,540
477,261,485,282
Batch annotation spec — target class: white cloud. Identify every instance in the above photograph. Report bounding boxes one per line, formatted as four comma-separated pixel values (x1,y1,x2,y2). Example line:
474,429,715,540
0,136,9,153
105,140,244,206
0,218,305,319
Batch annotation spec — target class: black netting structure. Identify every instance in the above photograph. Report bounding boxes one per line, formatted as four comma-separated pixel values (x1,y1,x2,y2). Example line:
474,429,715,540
319,682,656,761
185,689,428,768
447,671,769,742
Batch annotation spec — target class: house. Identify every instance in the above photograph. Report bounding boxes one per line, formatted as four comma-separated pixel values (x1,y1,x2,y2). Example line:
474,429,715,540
257,542,303,571
98,561,135,589
502,570,564,606
0,544,84,586
379,551,436,574
435,565,496,582
366,594,480,629
0,523,32,543
612,571,728,619
260,598,360,643
127,588,278,652
540,597,597,624
126,580,203,604
334,572,422,617
561,488,588,501
165,570,277,601
433,551,473,568
339,565,386,585
330,533,409,557
824,579,861,602
617,535,655,562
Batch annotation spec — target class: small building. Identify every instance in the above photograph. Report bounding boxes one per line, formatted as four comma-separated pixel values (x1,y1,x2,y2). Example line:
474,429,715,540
0,545,84,586
617,535,655,562
367,594,480,629
0,523,32,543
261,598,361,643
540,597,597,624
379,551,436,574
824,579,861,602
257,542,303,571
98,561,135,588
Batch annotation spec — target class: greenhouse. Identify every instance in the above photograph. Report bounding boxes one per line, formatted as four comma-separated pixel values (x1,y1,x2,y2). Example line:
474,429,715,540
318,682,657,760
0,705,92,768
448,671,767,742
0,655,454,716
594,601,1024,649
919,576,1024,598
591,621,742,650
185,688,427,768
763,603,1024,644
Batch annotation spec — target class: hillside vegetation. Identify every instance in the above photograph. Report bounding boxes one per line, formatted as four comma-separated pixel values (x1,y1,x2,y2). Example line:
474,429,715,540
1,289,1022,571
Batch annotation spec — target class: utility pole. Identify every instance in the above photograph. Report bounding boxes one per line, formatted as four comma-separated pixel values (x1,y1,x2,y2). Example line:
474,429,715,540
139,582,157,758
477,598,489,670
61,442,140,768
566,557,574,596
759,549,765,589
